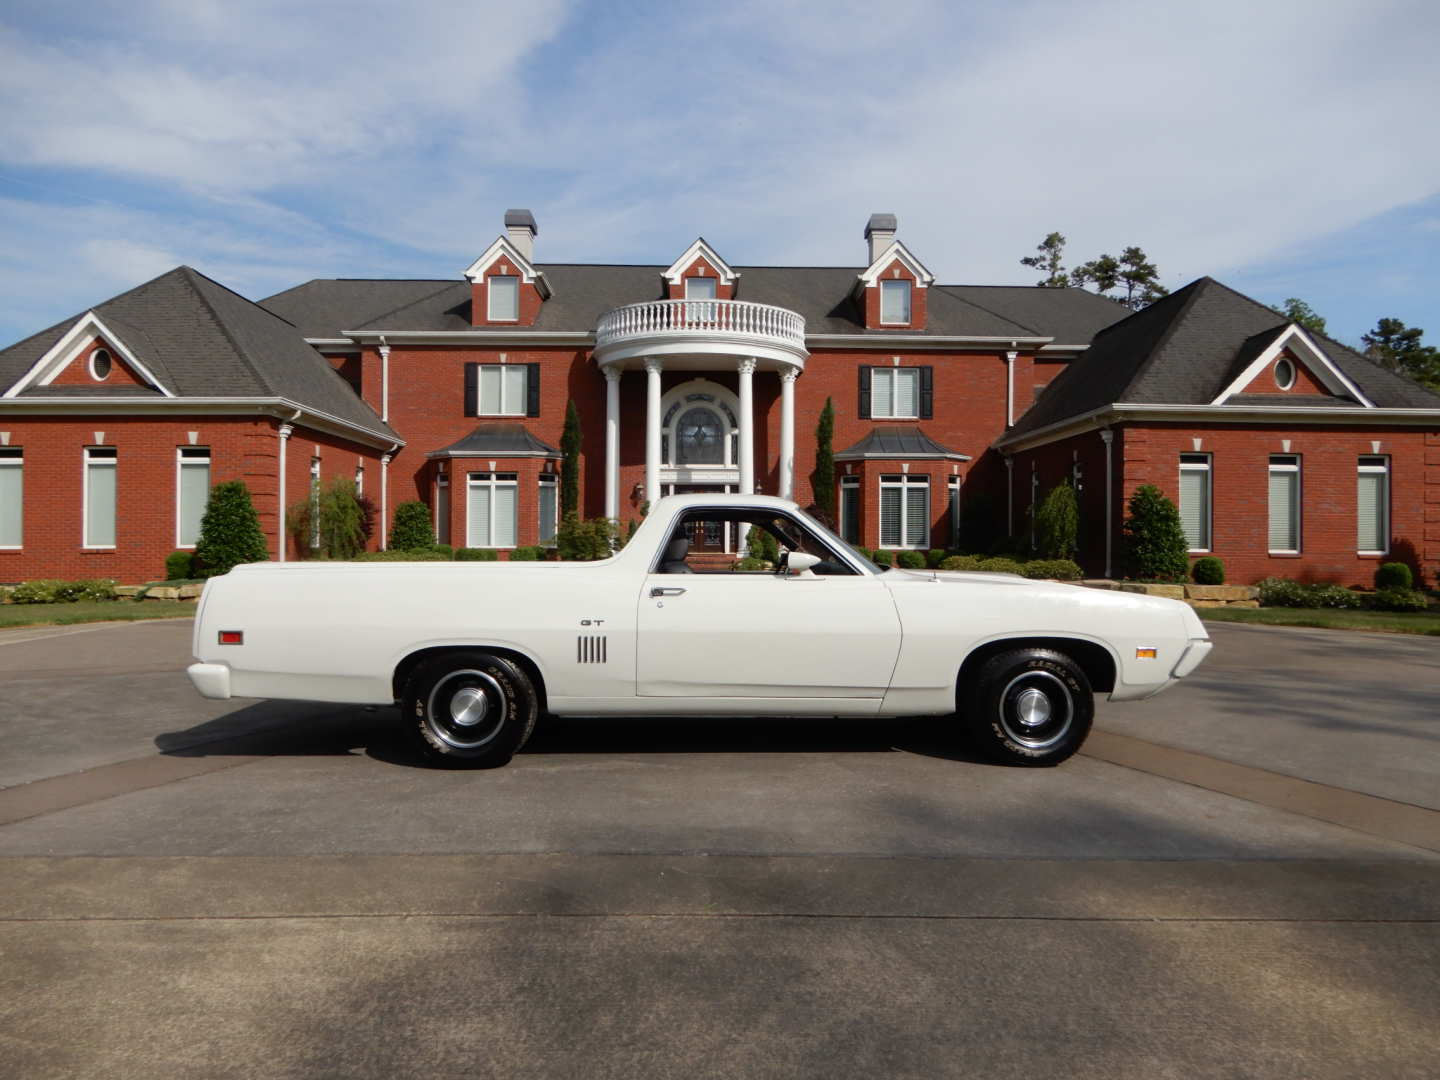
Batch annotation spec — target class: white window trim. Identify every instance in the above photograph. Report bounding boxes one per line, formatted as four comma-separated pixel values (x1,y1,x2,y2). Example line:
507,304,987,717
871,367,920,420
435,473,450,545
879,279,912,325
309,457,322,550
467,471,519,549
476,363,528,418
83,447,117,550
487,275,520,322
1357,456,1390,556
1179,453,1213,554
175,447,211,550
879,474,930,549
539,472,558,542
1268,455,1301,555
0,448,21,550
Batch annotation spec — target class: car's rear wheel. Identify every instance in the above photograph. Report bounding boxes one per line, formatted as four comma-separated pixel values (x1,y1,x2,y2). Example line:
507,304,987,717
403,651,538,767
965,648,1093,766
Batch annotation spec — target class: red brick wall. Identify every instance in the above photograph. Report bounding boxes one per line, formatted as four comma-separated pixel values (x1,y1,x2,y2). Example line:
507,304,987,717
49,338,150,389
1237,350,1330,397
0,415,385,583
1007,429,1117,570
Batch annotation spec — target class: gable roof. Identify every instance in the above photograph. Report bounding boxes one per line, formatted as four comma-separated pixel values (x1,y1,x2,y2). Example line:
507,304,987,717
263,267,1130,342
1002,277,1440,443
0,266,398,443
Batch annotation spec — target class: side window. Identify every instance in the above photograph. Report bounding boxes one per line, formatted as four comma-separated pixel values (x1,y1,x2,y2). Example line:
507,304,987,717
656,508,861,575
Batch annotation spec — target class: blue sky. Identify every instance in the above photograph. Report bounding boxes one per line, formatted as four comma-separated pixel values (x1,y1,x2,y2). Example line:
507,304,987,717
1,0,1437,351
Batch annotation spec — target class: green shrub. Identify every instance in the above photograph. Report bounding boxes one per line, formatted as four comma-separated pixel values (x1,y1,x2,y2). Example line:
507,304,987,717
939,555,984,572
1375,562,1413,590
388,501,436,551
194,480,269,577
432,544,454,560
747,524,781,564
1257,577,1363,609
870,550,894,567
556,513,619,560
1191,556,1225,585
1369,587,1428,613
353,549,450,562
165,550,196,581
288,477,368,561
926,549,948,568
896,550,927,569
0,585,14,603
455,547,499,562
1034,482,1079,559
9,579,117,603
732,557,766,571
854,546,874,561
1021,559,1083,581
978,557,1025,576
1122,484,1189,582
510,546,545,561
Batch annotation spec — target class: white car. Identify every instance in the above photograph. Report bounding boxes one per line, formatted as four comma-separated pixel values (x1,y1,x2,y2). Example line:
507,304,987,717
188,493,1212,767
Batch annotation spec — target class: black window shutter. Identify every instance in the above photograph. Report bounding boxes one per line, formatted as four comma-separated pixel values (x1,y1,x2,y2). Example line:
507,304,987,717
919,366,934,419
526,363,541,417
858,366,872,420
463,363,478,417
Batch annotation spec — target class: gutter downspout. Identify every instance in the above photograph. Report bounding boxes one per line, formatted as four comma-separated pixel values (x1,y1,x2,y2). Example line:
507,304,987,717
277,411,299,563
378,337,391,424
1005,345,1017,427
1100,428,1114,578
380,444,398,550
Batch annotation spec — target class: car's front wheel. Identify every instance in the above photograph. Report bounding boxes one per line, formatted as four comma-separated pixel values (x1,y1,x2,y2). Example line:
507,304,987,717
964,648,1093,766
402,651,538,767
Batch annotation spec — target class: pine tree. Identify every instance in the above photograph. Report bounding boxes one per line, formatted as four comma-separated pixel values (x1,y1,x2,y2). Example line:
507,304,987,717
1116,246,1167,309
1363,318,1440,389
810,397,835,521
560,399,582,519
1020,232,1069,288
1270,298,1327,335
1070,253,1121,295
194,480,270,577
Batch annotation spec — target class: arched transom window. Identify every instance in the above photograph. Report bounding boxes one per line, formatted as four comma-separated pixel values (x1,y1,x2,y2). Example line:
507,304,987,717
662,391,738,467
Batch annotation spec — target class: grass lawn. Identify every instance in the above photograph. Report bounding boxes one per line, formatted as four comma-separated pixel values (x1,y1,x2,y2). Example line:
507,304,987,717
1200,605,1440,636
0,601,197,629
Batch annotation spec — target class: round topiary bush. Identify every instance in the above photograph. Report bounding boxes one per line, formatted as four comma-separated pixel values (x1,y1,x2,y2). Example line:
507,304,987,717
1020,559,1083,581
978,557,1025,576
1191,557,1225,585
1375,562,1413,590
940,555,984,572
165,550,196,581
455,547,500,561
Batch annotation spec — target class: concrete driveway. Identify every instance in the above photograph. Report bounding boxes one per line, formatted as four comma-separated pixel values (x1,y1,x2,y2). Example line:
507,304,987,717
0,618,1437,1078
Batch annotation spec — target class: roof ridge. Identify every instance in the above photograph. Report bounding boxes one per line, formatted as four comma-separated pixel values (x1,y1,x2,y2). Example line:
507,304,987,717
178,266,278,396
352,281,470,331
1117,278,1214,398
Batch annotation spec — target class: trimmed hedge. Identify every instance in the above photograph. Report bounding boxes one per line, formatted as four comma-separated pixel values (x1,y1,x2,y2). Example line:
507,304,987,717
732,557,766,571
1375,562,1413,590
9,579,118,604
1257,578,1363,609
926,549,948,569
1370,586,1429,612
940,555,984,572
353,549,450,562
978,557,1025,576
165,550,196,581
455,547,499,561
509,546,546,561
1191,556,1225,585
896,551,927,569
870,549,894,567
1020,559,1083,581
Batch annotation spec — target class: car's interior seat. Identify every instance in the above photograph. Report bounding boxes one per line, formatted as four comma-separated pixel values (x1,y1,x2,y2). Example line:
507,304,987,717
660,535,693,574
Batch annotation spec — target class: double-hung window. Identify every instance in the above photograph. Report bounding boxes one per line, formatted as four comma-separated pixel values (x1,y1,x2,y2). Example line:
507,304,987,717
880,280,912,324
1268,455,1301,554
176,447,211,548
468,472,518,548
880,474,929,549
477,365,529,416
840,475,860,542
0,447,21,549
487,275,519,321
871,368,919,419
1178,454,1212,552
1357,456,1389,555
84,447,117,549
538,472,558,543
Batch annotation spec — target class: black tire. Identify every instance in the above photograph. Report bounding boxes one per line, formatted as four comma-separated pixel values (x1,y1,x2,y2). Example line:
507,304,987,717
964,648,1093,766
402,651,538,767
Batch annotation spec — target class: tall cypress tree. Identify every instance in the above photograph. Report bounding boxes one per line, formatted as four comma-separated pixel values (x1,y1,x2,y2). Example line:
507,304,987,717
560,400,582,519
811,397,835,521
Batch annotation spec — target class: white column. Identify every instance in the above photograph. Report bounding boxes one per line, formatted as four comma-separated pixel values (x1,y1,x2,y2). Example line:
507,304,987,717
644,358,662,506
604,366,622,519
1101,428,1114,579
379,342,391,423
738,358,756,494
381,452,392,550
1005,349,1017,428
276,423,293,563
778,364,798,500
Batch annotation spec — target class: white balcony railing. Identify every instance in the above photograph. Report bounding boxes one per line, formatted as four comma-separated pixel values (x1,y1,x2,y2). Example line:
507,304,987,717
596,299,806,352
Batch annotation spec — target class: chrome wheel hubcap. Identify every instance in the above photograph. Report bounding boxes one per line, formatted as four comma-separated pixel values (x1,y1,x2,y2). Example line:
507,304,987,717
1014,687,1052,728
449,687,489,727
426,669,506,750
998,670,1073,750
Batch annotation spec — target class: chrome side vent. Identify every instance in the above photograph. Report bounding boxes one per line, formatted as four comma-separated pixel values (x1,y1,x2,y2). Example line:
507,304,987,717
577,635,608,664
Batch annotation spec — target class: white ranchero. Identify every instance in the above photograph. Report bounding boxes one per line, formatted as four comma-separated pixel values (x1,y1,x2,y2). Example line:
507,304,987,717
189,494,1212,767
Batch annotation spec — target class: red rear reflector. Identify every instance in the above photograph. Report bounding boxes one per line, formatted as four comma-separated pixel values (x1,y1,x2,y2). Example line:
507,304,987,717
218,631,244,645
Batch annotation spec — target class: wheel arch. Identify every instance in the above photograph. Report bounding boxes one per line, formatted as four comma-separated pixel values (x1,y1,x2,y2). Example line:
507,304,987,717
955,636,1116,703
393,644,550,713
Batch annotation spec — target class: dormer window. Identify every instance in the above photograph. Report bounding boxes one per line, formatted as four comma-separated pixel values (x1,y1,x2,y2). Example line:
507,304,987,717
880,280,911,325
89,349,113,381
685,277,716,300
488,276,519,321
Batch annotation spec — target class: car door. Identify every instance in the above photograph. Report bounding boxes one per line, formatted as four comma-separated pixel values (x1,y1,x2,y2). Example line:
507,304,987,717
635,568,902,699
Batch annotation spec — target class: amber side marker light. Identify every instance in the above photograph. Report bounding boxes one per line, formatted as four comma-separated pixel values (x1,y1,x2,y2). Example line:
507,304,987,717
218,631,244,646
1135,647,1157,660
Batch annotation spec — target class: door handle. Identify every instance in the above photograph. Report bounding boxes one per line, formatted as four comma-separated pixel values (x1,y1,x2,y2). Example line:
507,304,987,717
650,587,687,597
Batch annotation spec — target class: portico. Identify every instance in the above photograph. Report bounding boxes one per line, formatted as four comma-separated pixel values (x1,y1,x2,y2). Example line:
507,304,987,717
593,298,808,517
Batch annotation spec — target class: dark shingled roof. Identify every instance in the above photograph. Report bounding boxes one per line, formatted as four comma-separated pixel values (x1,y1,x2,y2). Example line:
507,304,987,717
0,266,398,442
835,426,970,461
1004,277,1440,441
262,267,1131,342
427,423,561,458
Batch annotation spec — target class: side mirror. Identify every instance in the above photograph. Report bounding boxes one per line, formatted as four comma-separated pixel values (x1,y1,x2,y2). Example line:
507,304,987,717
784,552,822,576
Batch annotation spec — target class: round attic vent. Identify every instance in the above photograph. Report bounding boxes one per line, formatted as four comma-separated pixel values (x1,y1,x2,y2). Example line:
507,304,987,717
1274,357,1295,391
89,349,113,381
